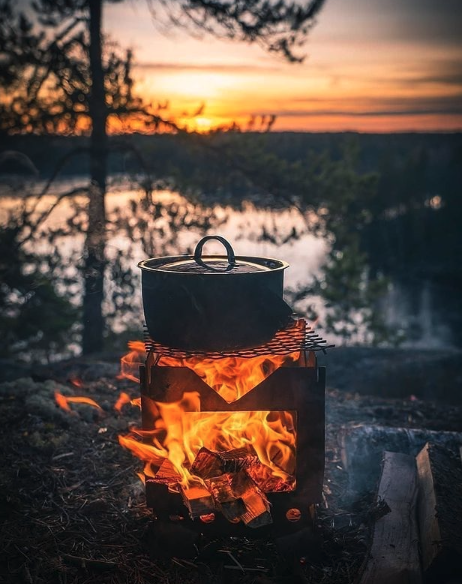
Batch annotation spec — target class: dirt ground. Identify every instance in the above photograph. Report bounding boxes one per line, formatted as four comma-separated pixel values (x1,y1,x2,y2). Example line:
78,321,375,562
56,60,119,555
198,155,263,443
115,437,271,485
1,360,461,584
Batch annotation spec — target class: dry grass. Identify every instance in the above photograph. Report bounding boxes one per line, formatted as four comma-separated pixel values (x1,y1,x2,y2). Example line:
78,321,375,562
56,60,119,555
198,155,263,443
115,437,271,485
0,369,460,584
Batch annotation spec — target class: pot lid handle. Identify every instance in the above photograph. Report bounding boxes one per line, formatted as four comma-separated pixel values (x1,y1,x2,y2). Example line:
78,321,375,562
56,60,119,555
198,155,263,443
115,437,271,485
193,235,236,272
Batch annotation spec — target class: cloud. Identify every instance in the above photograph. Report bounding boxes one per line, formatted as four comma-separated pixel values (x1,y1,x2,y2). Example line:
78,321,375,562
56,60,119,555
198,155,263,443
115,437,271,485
255,94,462,118
134,61,282,73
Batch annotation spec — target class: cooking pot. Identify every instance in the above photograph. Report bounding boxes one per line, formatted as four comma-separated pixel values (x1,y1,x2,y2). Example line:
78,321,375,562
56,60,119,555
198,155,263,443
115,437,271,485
138,235,293,351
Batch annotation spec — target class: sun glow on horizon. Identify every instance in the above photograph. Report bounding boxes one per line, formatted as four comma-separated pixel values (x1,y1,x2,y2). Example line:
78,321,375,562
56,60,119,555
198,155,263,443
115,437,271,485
101,0,462,133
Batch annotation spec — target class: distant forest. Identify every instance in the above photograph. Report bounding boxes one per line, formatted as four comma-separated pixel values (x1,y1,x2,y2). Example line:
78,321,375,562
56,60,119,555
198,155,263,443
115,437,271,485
2,131,462,345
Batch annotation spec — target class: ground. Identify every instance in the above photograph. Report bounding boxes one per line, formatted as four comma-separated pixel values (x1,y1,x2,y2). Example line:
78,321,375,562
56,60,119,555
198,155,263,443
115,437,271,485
0,359,461,584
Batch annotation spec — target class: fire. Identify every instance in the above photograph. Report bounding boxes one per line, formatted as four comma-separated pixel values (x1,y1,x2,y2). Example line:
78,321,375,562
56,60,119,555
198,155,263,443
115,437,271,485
70,377,83,388
118,340,300,497
119,340,145,383
54,391,102,412
119,391,296,492
130,397,142,409
119,340,299,403
158,352,299,403
114,392,131,413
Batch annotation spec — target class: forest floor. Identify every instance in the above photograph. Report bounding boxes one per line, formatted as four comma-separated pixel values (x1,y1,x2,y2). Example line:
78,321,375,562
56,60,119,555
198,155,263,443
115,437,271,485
1,357,461,584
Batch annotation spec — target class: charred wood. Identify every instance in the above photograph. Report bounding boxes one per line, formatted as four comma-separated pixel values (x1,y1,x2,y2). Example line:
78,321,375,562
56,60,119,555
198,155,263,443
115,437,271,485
205,474,246,521
230,470,272,528
151,458,181,484
181,485,215,519
191,446,260,479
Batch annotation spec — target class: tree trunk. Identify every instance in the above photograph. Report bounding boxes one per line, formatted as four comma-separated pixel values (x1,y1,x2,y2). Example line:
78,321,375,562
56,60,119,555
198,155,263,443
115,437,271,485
82,0,107,355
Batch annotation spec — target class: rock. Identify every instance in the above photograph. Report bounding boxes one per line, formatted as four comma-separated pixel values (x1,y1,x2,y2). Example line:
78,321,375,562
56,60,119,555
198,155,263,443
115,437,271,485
0,358,32,383
0,377,72,423
340,423,462,493
34,359,119,383
318,347,462,404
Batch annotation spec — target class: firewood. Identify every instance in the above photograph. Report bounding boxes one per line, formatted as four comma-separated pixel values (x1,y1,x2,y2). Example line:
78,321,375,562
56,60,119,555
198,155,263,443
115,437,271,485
206,474,235,503
240,489,272,528
206,470,272,527
191,446,259,479
358,452,421,584
416,442,462,582
180,484,215,519
218,446,260,474
191,448,223,478
206,474,246,521
230,471,272,528
151,459,181,484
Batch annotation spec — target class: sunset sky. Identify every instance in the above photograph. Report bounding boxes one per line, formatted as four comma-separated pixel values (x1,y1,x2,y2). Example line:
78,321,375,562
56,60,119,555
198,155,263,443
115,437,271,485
106,0,462,132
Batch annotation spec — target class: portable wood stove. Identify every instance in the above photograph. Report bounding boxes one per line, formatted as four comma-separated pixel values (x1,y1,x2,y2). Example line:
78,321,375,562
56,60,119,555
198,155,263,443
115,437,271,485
140,319,329,537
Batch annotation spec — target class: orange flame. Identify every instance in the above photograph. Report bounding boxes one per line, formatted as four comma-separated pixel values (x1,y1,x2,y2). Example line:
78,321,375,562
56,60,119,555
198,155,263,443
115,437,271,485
70,377,83,388
130,397,142,409
118,341,300,494
118,341,299,403
54,391,102,412
119,391,296,492
114,392,131,413
119,340,145,383
158,352,299,403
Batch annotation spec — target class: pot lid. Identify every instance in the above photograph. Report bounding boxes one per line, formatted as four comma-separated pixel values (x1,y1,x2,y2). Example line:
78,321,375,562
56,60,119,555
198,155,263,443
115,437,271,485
160,257,272,274
139,236,288,274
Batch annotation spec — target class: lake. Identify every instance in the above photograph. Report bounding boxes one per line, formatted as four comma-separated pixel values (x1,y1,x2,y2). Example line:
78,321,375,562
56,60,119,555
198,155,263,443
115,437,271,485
0,176,457,350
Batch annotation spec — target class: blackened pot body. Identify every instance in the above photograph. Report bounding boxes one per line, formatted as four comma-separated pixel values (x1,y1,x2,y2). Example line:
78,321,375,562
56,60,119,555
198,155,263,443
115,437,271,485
139,252,292,352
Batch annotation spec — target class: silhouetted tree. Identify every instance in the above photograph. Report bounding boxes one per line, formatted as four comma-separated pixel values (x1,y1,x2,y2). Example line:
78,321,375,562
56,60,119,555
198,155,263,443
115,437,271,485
0,0,325,354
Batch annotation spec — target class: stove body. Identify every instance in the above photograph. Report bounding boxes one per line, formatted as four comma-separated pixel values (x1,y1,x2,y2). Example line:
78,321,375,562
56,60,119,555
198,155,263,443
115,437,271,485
140,347,325,536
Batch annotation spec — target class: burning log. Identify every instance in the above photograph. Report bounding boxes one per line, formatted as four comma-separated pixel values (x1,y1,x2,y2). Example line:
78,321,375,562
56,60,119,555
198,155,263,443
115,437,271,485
205,474,246,521
191,446,260,479
240,489,272,528
416,442,462,582
151,459,181,484
180,485,215,519
189,447,272,527
207,471,272,527
195,452,272,527
230,470,272,528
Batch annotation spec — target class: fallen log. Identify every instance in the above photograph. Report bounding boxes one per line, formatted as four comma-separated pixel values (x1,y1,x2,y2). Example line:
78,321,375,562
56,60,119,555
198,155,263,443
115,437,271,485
416,443,462,583
340,424,462,493
358,451,421,584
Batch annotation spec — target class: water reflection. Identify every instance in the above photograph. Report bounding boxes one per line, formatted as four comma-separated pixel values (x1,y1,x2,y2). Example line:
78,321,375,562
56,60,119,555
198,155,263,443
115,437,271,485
0,179,457,350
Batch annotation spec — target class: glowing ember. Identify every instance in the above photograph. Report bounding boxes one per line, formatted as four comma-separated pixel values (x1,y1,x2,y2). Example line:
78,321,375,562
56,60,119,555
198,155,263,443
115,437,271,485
54,391,102,412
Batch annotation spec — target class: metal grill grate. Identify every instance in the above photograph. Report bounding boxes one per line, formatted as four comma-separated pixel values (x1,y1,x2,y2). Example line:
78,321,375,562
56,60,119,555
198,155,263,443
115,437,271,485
144,318,333,359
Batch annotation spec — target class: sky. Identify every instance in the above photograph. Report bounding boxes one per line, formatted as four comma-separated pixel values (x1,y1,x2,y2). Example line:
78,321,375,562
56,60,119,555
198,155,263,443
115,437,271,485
104,0,462,132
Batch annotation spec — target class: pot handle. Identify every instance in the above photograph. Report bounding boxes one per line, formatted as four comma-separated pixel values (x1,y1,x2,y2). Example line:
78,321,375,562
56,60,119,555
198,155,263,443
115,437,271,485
193,235,236,272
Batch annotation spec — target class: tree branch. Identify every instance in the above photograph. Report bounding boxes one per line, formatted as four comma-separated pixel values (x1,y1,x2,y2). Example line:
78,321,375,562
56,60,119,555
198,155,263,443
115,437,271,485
21,186,89,243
